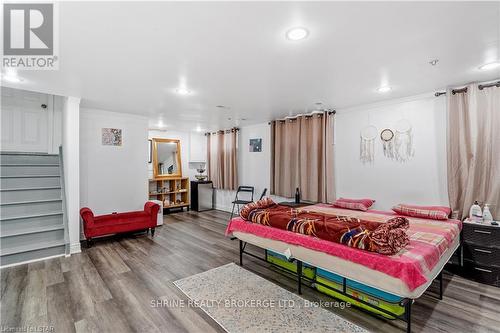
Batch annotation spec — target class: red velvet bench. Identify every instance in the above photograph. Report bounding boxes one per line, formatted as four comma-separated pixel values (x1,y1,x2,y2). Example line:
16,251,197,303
80,202,160,247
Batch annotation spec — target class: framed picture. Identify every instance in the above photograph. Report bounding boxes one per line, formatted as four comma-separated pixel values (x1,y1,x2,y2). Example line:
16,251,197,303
148,139,152,163
102,128,122,146
249,138,262,152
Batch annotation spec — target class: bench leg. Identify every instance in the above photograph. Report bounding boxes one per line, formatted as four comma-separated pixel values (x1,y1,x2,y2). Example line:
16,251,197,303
151,228,155,237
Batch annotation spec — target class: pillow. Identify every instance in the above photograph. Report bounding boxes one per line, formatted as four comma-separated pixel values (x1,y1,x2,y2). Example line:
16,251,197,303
392,204,451,220
333,197,375,211
239,197,276,220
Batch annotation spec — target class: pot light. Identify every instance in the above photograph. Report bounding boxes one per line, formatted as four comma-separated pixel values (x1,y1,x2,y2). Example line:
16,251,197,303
3,75,22,83
377,86,392,93
286,27,309,41
2,69,23,83
479,62,500,70
175,87,190,95
157,120,166,128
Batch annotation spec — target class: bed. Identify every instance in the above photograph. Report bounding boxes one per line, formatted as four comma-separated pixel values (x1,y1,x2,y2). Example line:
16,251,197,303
226,204,462,333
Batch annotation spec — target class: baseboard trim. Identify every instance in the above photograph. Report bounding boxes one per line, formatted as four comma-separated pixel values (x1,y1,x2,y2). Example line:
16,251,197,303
215,205,231,213
70,242,81,254
0,253,65,269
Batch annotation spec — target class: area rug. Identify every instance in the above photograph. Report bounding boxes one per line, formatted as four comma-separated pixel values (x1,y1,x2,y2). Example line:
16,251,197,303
173,263,369,333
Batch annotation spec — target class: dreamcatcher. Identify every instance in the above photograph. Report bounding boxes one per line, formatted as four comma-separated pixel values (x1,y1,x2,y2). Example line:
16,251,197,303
393,119,414,162
360,125,377,164
380,128,394,158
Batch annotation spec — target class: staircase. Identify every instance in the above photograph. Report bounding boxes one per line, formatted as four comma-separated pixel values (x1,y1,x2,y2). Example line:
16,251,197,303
0,152,68,267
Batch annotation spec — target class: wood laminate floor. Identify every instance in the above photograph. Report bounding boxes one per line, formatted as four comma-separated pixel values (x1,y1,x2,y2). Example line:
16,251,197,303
1,210,499,333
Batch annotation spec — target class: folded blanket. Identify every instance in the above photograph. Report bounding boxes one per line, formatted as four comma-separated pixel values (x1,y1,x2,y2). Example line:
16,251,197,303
240,198,409,255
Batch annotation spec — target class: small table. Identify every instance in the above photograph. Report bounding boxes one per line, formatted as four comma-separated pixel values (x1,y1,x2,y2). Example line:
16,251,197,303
278,201,315,208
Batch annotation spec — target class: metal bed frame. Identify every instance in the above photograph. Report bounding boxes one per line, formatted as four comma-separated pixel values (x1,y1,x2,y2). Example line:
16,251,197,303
238,240,444,333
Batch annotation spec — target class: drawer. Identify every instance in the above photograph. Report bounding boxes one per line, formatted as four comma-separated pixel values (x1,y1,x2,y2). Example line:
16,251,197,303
463,244,500,267
463,260,500,287
463,224,500,247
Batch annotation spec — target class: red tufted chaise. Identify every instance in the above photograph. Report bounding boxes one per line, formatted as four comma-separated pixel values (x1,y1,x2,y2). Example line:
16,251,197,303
80,202,160,247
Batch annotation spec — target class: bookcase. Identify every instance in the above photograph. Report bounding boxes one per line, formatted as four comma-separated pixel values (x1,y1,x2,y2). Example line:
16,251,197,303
148,177,190,212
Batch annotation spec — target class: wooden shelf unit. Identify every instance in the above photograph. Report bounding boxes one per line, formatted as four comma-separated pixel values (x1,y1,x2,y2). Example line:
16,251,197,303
149,177,190,212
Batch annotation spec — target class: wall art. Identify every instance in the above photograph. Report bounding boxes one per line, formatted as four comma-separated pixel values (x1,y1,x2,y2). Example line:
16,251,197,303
360,125,377,164
102,128,122,146
249,138,262,152
393,119,414,162
380,128,395,158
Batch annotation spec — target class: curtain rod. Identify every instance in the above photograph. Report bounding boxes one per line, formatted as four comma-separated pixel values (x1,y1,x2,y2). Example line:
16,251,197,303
205,127,239,136
268,110,336,125
434,80,500,97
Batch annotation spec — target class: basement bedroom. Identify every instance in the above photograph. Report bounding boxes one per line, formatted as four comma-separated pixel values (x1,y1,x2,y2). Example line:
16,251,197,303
0,1,499,333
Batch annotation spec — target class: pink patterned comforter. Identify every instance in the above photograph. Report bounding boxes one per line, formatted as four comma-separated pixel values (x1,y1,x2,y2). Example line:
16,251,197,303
226,204,462,291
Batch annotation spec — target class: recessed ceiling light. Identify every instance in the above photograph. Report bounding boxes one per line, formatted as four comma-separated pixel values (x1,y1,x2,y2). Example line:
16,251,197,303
377,86,392,93
286,27,309,41
175,88,190,95
2,70,23,83
479,62,500,70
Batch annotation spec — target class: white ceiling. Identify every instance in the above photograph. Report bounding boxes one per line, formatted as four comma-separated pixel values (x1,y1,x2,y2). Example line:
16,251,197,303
2,1,499,131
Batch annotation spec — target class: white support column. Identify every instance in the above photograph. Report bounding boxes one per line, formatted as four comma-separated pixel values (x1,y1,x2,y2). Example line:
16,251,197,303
62,96,81,254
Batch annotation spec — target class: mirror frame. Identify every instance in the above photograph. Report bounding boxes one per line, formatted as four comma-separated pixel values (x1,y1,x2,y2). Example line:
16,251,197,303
152,138,183,179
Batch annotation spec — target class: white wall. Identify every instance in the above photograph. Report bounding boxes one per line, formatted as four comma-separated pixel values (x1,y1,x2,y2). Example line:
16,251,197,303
80,108,149,216
335,93,448,210
215,92,448,212
148,130,205,180
62,97,81,253
214,123,288,212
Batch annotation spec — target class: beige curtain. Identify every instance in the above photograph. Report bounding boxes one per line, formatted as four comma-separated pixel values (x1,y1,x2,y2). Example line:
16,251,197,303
271,112,335,203
207,129,238,190
447,83,500,219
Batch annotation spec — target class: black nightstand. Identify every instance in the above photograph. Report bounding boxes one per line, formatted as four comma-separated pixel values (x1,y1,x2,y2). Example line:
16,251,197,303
462,220,500,287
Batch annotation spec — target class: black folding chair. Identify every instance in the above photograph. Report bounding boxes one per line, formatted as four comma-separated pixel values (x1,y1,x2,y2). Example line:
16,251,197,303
230,186,254,220
259,188,268,200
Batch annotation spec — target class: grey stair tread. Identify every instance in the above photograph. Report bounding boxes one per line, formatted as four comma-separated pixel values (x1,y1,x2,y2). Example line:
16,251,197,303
1,224,64,238
0,199,62,206
0,211,63,221
0,152,58,156
0,186,61,191
0,164,60,167
0,175,60,178
1,239,65,256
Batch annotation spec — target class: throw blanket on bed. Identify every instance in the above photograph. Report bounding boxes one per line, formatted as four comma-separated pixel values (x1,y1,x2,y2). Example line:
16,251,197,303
227,203,462,291
239,198,409,255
